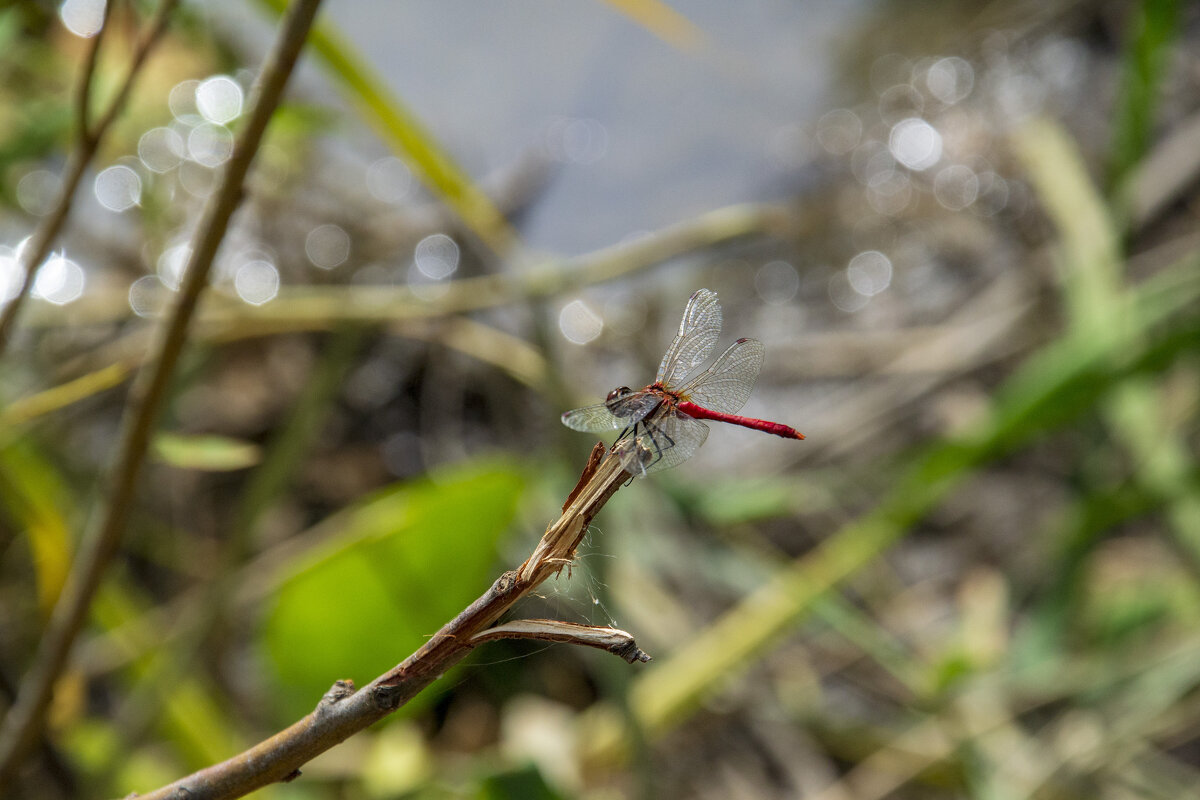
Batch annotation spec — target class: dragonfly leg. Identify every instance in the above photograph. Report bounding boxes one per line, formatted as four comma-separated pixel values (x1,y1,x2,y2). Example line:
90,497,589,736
639,419,676,471
634,420,652,476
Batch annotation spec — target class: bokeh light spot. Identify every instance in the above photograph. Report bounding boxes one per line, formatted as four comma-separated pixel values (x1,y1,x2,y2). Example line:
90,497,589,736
933,164,980,210
888,118,942,171
94,165,142,212
188,123,234,167
169,80,201,120
414,234,459,279
59,0,105,37
559,299,603,344
32,254,85,305
817,109,862,156
17,170,62,217
847,250,893,296
128,275,168,317
755,260,800,305
926,56,975,105
234,259,280,305
305,224,350,269
138,127,186,173
365,157,413,204
195,76,243,124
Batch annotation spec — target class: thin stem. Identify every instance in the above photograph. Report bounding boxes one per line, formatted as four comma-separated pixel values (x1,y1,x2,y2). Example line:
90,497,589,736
0,0,179,355
133,444,631,800
74,0,110,145
0,0,324,782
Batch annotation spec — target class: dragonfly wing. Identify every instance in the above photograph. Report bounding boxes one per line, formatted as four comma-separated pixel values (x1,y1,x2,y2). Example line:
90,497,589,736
643,411,709,474
561,402,621,432
680,337,764,415
655,288,722,388
561,392,661,432
613,409,709,476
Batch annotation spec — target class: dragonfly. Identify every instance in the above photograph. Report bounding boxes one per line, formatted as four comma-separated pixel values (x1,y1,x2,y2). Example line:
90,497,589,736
561,288,804,476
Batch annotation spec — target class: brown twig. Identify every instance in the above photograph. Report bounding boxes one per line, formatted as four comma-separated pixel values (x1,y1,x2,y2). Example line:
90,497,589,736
131,443,632,800
0,0,178,355
0,0,324,783
472,620,652,664
19,201,789,332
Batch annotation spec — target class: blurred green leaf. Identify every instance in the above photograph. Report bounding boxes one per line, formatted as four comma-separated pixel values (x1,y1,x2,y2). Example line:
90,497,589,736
263,460,525,720
684,474,832,525
476,763,568,800
91,580,244,770
152,432,262,471
1108,0,1182,191
1018,117,1200,568
0,437,75,616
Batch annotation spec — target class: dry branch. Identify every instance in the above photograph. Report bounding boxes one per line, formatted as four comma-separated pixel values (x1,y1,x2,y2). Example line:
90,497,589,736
0,0,324,782
131,443,635,800
473,620,652,664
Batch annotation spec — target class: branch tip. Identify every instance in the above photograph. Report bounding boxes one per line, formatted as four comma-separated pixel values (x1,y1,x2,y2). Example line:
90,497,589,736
472,620,652,664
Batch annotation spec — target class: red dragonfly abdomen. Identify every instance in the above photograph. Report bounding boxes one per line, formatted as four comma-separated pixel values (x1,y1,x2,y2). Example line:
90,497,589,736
677,401,805,440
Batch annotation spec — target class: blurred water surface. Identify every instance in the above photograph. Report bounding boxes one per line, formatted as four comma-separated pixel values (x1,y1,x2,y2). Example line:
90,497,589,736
217,0,869,253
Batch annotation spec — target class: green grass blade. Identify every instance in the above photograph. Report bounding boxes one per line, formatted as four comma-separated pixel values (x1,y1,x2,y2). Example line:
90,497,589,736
1108,0,1183,192
1017,116,1200,569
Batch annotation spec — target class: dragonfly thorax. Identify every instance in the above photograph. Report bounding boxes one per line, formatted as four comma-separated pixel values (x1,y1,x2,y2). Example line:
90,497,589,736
604,385,658,421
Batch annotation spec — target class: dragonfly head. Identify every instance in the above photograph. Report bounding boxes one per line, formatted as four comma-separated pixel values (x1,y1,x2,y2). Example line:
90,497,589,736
605,386,632,407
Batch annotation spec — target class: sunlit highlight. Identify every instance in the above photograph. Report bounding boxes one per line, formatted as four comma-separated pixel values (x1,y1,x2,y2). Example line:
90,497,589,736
305,224,350,269
196,76,244,125
94,165,142,212
847,251,893,296
59,0,105,37
889,118,942,171
32,254,85,305
559,299,603,344
234,260,280,305
414,234,459,279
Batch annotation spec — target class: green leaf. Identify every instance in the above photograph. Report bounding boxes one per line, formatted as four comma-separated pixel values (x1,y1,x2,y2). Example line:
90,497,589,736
262,460,525,720
152,432,262,471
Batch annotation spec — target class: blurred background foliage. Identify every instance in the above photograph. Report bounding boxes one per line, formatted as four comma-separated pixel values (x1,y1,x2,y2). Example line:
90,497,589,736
1,0,1199,798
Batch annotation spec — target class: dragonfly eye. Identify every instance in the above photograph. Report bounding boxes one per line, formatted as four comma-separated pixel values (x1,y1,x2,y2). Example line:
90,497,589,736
606,386,631,403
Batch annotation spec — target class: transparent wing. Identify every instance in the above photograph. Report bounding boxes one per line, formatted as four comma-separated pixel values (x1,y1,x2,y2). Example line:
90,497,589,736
679,337,764,415
613,408,710,476
561,403,622,433
656,288,722,388
561,392,661,432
